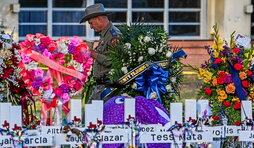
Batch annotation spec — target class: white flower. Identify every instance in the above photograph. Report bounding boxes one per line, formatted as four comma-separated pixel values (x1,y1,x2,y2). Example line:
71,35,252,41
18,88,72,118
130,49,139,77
2,43,12,50
58,42,68,54
131,83,137,89
166,84,173,92
121,93,131,97
166,51,173,58
170,77,177,83
43,88,55,100
25,61,38,71
121,66,128,74
69,60,83,72
144,36,151,43
149,91,157,100
34,38,41,46
251,57,254,66
148,47,156,55
125,43,131,49
138,56,143,62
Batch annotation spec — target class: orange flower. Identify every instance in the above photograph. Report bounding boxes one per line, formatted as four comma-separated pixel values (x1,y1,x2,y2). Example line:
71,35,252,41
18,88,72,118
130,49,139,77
212,77,218,86
239,72,247,80
225,83,235,94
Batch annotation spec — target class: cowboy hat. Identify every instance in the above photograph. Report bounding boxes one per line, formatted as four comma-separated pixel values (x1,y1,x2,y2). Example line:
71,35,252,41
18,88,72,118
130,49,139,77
79,3,111,23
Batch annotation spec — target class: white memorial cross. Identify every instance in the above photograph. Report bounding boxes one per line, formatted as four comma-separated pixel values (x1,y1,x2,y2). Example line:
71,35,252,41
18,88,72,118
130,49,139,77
124,98,136,147
85,100,103,126
0,103,11,129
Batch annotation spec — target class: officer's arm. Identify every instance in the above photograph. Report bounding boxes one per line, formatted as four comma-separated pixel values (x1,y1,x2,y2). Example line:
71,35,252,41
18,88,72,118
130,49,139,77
91,49,111,67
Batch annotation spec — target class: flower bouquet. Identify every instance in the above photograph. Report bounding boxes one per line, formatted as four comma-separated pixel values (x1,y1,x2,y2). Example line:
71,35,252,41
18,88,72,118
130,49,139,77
0,32,37,127
191,25,254,125
19,33,93,125
106,24,186,110
0,33,29,104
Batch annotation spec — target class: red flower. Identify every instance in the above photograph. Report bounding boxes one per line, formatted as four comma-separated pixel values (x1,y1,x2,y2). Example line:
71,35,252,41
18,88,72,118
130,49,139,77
234,121,242,126
31,124,37,129
204,87,212,96
223,101,231,107
218,71,227,78
234,63,243,71
247,70,253,76
217,77,225,84
232,48,241,53
212,115,219,120
242,80,250,88
214,58,223,64
234,102,241,109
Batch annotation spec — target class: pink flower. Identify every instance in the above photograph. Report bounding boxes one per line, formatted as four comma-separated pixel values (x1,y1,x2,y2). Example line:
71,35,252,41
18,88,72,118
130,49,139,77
54,87,63,96
69,37,81,46
19,40,34,51
21,54,31,64
74,81,83,91
42,49,52,58
63,76,76,88
61,93,70,104
73,51,83,63
34,68,44,79
50,53,65,64
42,78,53,90
40,36,52,47
35,33,45,39
76,43,89,52
25,34,35,42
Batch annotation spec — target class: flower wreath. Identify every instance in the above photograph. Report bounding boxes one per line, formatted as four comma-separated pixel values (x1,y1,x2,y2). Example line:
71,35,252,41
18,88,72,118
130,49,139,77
19,33,93,124
191,25,254,125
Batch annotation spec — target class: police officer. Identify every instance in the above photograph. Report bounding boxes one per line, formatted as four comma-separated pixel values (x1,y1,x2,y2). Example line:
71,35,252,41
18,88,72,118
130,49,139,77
80,3,121,103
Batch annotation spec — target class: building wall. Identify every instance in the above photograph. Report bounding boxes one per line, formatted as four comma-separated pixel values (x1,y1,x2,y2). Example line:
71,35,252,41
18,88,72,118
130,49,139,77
0,0,19,41
208,0,252,40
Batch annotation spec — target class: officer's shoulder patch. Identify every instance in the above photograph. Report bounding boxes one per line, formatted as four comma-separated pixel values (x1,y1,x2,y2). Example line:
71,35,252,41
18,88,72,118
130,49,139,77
110,29,119,37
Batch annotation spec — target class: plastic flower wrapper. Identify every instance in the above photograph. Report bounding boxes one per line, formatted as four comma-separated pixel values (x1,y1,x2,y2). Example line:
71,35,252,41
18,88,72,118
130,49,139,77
107,23,185,110
189,25,254,125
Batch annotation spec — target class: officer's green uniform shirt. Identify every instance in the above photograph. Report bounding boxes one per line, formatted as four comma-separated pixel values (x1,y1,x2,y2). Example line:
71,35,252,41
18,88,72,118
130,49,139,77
93,21,121,80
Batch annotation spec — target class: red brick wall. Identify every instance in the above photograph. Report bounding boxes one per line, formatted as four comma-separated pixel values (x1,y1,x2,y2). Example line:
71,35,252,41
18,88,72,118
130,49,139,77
92,40,214,71
169,40,213,71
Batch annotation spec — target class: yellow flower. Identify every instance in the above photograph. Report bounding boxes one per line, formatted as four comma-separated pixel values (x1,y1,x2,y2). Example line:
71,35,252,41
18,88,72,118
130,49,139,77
218,94,227,102
6,60,13,65
198,68,212,83
213,52,219,58
232,97,240,102
216,89,226,96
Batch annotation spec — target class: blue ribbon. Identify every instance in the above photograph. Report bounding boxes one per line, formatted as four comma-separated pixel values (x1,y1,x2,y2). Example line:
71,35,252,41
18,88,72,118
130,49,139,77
135,64,168,104
101,49,187,100
228,61,247,100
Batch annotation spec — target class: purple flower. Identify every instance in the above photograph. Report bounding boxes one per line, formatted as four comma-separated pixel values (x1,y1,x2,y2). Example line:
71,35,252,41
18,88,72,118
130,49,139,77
34,44,45,53
32,80,42,90
224,74,232,83
59,84,69,93
68,45,76,54
221,49,230,56
231,56,243,64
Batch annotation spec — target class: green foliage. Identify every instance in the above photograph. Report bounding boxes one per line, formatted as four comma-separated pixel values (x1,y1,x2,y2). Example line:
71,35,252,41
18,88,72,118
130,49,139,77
107,23,185,109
